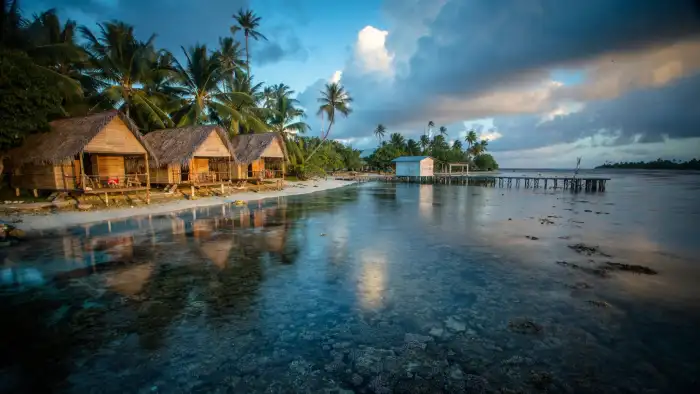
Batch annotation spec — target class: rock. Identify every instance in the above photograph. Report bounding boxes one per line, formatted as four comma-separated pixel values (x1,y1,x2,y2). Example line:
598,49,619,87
568,243,611,257
445,317,466,332
350,373,363,387
429,327,444,337
529,371,553,389
8,229,25,239
525,235,539,240
404,333,432,350
449,365,465,380
507,318,543,334
77,203,92,210
465,374,489,393
604,262,657,275
587,300,611,308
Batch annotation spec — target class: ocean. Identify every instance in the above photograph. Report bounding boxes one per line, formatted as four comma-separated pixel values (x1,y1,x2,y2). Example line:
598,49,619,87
1,169,699,393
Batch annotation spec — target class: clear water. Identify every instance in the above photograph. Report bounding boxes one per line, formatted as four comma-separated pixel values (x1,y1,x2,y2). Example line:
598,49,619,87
1,170,699,393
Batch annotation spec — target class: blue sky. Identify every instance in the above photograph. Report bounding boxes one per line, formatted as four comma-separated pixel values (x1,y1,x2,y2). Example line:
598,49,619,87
22,0,700,168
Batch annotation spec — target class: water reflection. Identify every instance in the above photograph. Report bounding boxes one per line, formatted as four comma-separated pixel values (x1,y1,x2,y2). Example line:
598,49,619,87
1,180,700,393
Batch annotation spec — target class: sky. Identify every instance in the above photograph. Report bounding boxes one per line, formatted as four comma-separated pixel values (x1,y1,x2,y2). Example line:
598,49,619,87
23,0,700,168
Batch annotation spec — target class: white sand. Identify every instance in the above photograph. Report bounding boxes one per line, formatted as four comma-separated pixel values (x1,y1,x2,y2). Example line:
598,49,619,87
6,179,357,232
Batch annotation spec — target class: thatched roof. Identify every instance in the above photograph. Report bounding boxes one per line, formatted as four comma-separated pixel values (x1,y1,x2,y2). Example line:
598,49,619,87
7,110,157,167
231,132,288,164
143,125,235,166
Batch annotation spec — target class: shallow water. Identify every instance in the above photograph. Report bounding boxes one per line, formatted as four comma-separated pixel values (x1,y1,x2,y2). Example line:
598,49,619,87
1,170,700,393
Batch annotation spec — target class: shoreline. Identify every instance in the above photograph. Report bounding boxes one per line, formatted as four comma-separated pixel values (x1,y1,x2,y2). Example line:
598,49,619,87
3,179,358,232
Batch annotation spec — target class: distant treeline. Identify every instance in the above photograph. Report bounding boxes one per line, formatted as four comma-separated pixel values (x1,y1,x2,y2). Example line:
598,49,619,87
596,158,700,170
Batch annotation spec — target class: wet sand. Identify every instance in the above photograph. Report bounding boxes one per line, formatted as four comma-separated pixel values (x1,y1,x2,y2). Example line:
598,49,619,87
2,179,356,232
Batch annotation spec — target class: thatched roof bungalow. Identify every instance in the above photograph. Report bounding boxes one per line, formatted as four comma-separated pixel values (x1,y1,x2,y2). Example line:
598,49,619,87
144,125,236,185
7,110,156,195
230,132,288,180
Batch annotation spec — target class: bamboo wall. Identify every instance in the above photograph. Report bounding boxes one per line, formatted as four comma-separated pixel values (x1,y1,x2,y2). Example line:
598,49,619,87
12,162,77,190
261,140,285,158
90,155,125,179
84,118,146,154
149,164,180,184
193,133,231,157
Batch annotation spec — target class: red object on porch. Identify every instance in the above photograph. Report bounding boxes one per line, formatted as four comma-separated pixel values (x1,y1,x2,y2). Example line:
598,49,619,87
107,177,119,186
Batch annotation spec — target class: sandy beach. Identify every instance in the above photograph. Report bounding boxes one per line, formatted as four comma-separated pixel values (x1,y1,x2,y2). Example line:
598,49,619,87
2,179,357,232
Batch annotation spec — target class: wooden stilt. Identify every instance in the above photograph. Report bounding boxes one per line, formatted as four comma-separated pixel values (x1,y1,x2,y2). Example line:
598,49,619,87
79,151,86,191
33,189,38,198
15,188,19,197
144,153,151,204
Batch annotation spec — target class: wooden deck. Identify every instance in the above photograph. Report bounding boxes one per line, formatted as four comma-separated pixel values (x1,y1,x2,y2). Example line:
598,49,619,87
383,174,611,192
82,186,148,194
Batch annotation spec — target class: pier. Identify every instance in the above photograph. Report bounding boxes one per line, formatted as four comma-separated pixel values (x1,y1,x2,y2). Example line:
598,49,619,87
381,174,610,192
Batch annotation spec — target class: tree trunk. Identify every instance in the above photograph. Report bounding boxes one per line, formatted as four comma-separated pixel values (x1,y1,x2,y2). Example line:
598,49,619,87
304,122,333,162
245,32,250,75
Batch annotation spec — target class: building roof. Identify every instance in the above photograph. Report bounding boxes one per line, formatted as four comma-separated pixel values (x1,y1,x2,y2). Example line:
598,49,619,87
7,110,157,167
391,156,432,163
144,125,235,166
230,132,288,164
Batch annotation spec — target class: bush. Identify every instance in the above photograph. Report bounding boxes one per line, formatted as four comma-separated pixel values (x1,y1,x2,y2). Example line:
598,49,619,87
0,50,64,151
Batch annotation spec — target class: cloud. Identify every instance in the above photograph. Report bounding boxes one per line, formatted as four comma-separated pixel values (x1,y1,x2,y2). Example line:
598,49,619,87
251,24,308,66
296,0,700,165
352,26,394,77
25,0,250,51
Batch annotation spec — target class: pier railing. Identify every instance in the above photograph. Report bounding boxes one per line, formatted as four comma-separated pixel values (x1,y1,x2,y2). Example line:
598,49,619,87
384,175,610,192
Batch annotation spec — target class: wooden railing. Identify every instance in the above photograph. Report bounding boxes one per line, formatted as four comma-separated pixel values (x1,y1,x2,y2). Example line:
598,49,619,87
188,171,233,184
249,169,284,180
72,174,148,190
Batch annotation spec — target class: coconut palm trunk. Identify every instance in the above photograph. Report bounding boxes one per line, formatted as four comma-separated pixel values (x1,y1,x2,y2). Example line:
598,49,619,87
245,32,250,75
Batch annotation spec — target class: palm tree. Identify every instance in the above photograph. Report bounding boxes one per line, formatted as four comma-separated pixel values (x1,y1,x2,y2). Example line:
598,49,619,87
419,134,430,154
268,95,309,137
171,44,245,126
427,120,435,137
452,140,463,151
389,133,405,151
212,70,269,135
304,82,352,161
439,126,448,137
2,5,85,103
470,139,488,157
216,36,244,79
464,130,478,151
406,139,420,155
233,8,266,75
80,21,173,128
374,124,386,141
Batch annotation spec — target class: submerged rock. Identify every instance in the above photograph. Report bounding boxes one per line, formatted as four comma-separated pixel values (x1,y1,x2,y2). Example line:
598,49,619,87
568,243,611,257
604,262,657,275
429,327,444,337
587,300,611,308
508,318,543,334
445,317,466,332
525,235,539,240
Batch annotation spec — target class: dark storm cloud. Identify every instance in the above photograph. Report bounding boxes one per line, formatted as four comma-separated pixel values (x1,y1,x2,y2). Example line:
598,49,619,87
349,0,700,133
24,0,250,51
404,0,700,98
252,23,309,66
489,73,700,152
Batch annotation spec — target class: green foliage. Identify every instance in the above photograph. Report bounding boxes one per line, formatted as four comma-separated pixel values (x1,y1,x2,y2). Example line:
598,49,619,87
596,158,700,170
285,136,361,179
473,153,499,170
0,49,63,150
365,127,498,171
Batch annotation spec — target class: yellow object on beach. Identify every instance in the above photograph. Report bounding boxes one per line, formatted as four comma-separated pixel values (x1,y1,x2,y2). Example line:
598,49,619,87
233,200,247,206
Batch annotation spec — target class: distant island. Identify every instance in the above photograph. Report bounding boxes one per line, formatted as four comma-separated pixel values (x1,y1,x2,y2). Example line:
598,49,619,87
596,158,699,170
